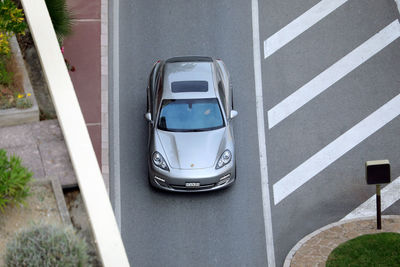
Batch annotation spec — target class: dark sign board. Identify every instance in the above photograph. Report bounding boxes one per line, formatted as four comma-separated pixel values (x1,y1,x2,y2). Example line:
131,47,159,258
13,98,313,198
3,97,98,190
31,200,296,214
366,160,391,185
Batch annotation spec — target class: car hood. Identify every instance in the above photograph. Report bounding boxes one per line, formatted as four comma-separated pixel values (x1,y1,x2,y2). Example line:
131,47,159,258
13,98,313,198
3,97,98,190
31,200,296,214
156,128,227,169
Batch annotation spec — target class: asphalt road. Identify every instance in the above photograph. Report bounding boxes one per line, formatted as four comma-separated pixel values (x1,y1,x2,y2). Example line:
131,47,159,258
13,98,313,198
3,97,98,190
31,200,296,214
113,1,268,266
260,0,400,264
110,0,400,266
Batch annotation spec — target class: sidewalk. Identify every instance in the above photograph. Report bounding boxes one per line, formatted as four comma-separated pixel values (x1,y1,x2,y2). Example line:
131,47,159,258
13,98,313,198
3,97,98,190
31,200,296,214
0,120,76,187
63,0,105,170
285,215,400,266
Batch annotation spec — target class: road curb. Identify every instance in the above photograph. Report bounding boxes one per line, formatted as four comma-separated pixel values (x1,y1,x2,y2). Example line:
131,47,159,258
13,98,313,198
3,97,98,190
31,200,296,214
284,215,400,266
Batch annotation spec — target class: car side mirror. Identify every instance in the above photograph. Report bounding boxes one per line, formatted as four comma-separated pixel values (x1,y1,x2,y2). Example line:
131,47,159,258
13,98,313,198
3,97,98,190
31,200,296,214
144,112,152,122
230,110,238,120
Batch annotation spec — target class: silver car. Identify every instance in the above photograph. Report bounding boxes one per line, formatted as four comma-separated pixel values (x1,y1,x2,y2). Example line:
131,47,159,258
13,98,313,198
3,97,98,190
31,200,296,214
145,56,238,192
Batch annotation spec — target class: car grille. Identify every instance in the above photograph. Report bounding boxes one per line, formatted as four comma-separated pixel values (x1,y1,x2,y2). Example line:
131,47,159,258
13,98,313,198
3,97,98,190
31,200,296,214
170,183,215,190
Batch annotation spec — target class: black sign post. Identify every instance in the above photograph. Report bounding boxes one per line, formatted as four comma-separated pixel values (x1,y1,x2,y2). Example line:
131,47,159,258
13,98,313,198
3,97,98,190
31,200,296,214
376,184,381,229
365,160,391,230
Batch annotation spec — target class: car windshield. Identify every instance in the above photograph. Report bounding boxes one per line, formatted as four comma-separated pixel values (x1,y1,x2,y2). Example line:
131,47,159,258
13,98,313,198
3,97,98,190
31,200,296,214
158,98,225,132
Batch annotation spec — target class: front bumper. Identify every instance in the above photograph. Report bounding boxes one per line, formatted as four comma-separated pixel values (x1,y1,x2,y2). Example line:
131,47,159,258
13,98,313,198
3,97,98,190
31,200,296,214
148,161,236,192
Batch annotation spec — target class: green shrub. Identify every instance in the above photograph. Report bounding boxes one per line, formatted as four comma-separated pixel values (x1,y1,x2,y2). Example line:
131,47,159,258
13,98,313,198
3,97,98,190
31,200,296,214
5,225,91,267
0,0,27,56
45,0,73,43
0,0,27,35
0,149,32,212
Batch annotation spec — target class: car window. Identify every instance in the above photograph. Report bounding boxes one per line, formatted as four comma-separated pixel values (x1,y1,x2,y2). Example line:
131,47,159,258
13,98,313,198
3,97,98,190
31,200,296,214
171,81,208,93
158,98,225,132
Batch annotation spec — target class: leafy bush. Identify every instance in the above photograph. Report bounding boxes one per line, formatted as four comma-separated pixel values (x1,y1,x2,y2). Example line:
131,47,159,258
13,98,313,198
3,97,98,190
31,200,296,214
0,149,32,212
45,0,73,43
0,0,27,56
5,225,91,267
0,0,27,34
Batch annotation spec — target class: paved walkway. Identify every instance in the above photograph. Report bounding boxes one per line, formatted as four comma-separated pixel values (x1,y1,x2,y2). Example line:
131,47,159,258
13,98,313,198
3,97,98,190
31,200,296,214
0,120,76,188
57,0,109,188
63,0,103,168
285,215,400,266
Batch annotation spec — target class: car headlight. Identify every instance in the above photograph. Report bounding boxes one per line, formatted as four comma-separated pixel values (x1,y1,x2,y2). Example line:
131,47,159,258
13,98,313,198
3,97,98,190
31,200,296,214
152,151,169,171
216,150,232,169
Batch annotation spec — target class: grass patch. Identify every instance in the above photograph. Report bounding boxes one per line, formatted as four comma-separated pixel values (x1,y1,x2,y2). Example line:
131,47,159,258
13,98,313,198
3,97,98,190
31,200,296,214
0,55,13,86
326,232,400,267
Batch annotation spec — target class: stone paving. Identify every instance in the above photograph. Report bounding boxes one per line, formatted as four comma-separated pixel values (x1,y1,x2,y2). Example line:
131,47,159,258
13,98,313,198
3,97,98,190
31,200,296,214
0,120,77,187
286,215,400,266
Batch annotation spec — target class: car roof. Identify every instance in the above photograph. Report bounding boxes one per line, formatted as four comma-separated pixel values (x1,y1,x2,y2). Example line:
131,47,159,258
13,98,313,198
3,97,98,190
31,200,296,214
162,58,217,100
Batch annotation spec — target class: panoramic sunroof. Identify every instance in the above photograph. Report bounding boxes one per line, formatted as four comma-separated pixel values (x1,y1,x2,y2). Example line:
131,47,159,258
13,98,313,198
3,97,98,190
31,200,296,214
171,81,208,93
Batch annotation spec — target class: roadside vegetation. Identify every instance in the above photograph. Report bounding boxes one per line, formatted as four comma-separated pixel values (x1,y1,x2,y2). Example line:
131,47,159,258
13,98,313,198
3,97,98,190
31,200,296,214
326,232,400,266
0,149,32,212
44,0,73,43
0,0,28,109
5,225,91,266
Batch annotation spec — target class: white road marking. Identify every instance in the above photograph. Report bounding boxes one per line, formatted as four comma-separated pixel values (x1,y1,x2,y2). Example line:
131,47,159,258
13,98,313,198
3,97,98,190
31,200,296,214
112,0,121,230
264,0,348,58
268,20,400,129
395,0,400,16
342,175,400,221
252,0,276,266
273,93,400,205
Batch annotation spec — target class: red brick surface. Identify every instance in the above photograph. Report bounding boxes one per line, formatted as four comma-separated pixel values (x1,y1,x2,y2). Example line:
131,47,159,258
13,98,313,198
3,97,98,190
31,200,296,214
63,22,101,124
64,0,102,166
67,0,101,19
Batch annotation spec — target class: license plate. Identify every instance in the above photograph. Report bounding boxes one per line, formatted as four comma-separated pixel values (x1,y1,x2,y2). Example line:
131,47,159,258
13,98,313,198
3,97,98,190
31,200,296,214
185,182,200,188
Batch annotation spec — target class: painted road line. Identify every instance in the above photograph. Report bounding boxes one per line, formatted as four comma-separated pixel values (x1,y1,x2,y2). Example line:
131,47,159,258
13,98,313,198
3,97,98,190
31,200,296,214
111,0,121,230
252,0,276,266
264,0,348,58
273,93,400,205
395,0,400,15
342,175,400,221
268,20,400,129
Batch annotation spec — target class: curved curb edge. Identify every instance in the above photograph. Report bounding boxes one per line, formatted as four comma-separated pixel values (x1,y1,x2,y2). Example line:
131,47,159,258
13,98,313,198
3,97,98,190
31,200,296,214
283,215,400,267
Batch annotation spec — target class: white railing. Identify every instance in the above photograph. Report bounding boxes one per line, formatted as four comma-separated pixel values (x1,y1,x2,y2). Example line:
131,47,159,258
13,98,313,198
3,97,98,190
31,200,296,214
20,0,129,266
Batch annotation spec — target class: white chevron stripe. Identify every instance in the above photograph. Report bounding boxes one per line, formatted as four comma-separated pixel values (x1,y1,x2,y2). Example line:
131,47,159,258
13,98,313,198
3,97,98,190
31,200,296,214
273,93,400,205
264,0,348,58
343,175,400,220
268,20,400,129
